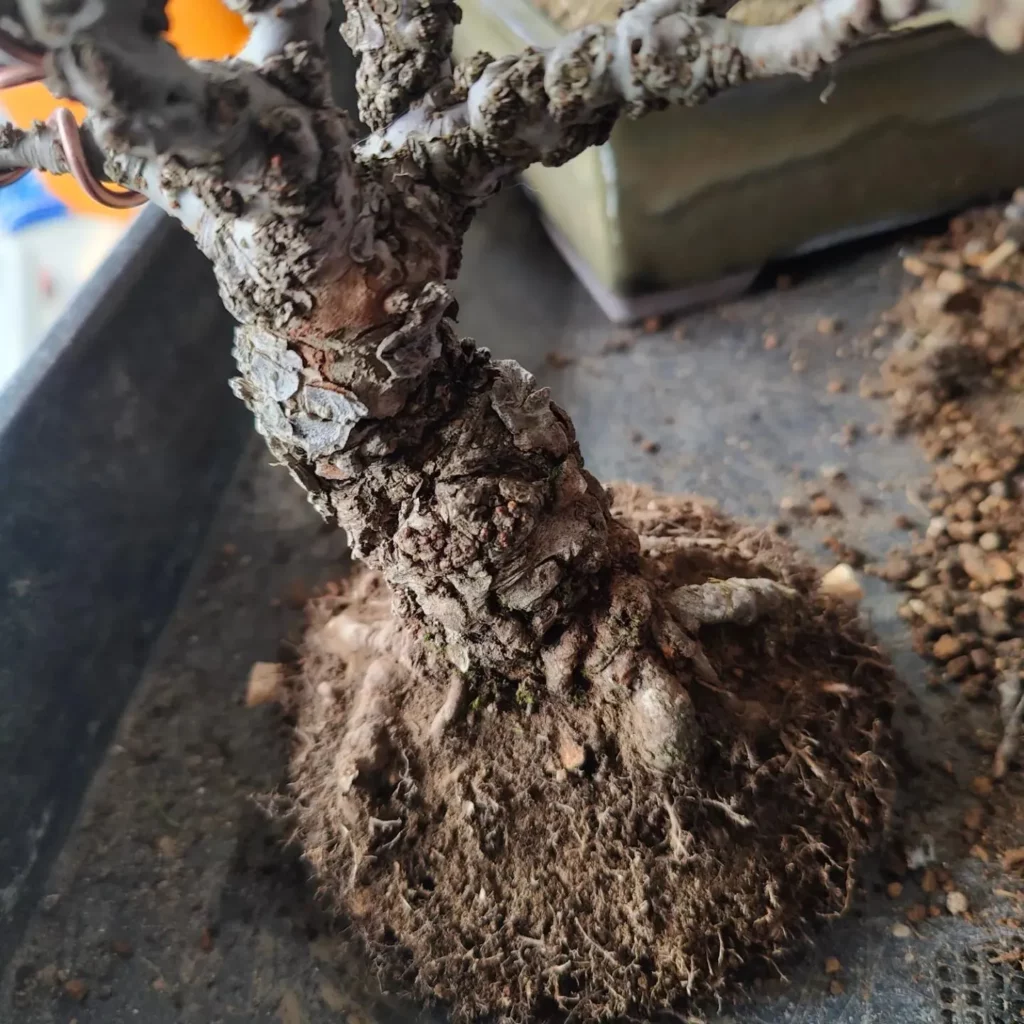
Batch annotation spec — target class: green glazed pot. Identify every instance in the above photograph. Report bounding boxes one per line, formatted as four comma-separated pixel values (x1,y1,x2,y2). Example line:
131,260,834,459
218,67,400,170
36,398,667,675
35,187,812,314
455,0,1024,321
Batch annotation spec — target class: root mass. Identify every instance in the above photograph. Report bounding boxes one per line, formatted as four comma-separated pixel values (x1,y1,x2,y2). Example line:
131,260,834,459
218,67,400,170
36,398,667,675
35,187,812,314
285,484,896,1022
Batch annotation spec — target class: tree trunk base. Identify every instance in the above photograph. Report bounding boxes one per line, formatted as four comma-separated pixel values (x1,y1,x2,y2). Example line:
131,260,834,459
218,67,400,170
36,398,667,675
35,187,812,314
283,484,896,1021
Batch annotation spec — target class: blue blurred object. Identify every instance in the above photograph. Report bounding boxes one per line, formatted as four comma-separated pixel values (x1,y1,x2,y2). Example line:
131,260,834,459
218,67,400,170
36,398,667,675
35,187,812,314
0,170,67,233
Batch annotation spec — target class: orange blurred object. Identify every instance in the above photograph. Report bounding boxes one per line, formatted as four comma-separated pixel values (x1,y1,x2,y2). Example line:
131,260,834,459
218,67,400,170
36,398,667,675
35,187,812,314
1,0,248,218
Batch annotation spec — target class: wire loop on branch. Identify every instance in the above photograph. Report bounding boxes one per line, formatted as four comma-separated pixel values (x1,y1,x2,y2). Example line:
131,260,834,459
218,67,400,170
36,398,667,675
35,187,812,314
0,28,146,207
48,107,147,208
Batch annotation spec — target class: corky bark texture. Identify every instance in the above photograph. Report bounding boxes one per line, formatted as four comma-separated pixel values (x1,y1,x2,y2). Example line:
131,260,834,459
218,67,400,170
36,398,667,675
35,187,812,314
2,0,1022,1017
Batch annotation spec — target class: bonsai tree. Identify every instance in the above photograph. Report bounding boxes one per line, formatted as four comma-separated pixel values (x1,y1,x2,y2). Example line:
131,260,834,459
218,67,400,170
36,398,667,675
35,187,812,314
1,0,1019,1018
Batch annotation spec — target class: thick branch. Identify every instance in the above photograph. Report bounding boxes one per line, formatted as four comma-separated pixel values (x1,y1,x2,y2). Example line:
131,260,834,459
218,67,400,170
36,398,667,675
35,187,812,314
229,0,331,67
341,0,461,131
359,0,1023,205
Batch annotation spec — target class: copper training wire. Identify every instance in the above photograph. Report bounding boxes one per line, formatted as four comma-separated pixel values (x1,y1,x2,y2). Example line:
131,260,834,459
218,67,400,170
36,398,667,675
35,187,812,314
49,107,148,209
0,28,146,207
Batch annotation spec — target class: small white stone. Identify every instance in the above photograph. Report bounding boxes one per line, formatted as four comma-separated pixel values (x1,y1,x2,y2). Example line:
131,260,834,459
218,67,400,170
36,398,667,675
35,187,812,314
891,923,912,939
946,891,969,916
820,564,864,604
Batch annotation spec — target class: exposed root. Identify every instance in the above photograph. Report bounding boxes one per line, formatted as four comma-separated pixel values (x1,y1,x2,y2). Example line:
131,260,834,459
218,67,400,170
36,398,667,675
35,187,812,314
317,607,420,673
284,484,895,1022
669,576,799,628
429,672,467,740
994,673,1024,779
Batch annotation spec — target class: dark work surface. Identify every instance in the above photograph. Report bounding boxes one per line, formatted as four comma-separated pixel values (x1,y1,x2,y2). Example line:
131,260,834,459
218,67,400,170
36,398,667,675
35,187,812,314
0,11,361,979
1,188,1021,1024
0,210,249,974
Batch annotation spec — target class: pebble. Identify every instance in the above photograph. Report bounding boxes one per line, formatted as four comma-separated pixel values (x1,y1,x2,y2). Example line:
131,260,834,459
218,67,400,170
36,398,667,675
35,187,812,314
902,255,929,276
155,835,179,859
820,564,864,604
558,733,587,772
246,662,285,707
824,956,842,974
64,979,89,1002
946,891,969,916
979,531,1003,551
932,635,964,661
959,544,992,586
936,269,968,294
970,776,994,797
989,556,1016,583
980,587,1011,611
891,923,912,938
811,494,838,516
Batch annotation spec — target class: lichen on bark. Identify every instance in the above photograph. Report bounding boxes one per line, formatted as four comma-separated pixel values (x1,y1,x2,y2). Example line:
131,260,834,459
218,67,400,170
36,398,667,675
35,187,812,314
2,0,1022,1016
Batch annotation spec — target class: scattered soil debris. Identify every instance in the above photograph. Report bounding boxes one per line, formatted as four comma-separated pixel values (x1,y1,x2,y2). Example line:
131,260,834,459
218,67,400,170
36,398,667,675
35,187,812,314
946,891,970,915
866,198,1024,779
246,662,286,707
63,979,88,1002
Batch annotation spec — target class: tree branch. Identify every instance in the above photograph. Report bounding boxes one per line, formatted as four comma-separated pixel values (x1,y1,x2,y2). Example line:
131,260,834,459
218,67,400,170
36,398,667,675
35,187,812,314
359,0,1023,205
1,117,85,176
341,0,461,131
229,0,332,67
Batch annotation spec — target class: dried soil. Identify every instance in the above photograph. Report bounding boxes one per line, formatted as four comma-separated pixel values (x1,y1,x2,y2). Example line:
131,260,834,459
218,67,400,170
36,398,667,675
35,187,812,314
285,484,896,1022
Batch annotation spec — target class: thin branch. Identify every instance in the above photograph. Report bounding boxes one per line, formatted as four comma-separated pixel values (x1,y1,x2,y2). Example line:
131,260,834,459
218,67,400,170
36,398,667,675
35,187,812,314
341,0,461,131
0,116,153,197
1,118,73,176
